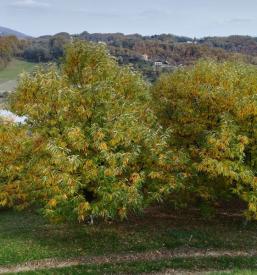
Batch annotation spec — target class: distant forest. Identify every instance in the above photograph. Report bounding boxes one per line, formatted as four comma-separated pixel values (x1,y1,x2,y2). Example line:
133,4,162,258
2,31,257,81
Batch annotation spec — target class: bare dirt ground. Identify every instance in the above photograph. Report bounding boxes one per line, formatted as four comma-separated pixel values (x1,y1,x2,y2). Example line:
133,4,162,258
149,270,231,274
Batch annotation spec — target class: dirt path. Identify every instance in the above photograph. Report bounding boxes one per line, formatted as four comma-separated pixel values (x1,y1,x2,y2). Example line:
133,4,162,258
0,249,256,274
149,270,231,274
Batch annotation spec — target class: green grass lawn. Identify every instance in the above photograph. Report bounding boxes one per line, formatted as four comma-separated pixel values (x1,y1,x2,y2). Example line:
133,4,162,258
0,207,256,273
0,59,37,84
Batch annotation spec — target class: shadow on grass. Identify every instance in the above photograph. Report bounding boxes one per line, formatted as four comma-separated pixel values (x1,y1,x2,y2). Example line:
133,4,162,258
0,207,256,265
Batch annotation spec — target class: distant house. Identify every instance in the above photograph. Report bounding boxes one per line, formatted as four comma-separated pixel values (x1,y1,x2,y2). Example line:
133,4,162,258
185,40,198,45
154,60,171,66
98,41,107,45
154,61,163,66
153,60,178,72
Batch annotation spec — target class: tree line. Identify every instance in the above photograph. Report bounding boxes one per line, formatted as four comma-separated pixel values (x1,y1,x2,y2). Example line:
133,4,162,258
2,32,257,82
8,33,257,79
0,36,27,70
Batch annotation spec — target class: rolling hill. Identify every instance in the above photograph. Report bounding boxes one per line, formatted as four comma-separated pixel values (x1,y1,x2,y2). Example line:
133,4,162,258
0,26,30,38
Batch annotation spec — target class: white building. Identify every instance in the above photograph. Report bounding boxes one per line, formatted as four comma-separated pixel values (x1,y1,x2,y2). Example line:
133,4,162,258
154,61,163,66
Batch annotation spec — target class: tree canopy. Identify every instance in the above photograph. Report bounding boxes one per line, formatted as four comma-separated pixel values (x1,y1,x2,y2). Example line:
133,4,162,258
0,42,256,223
1,41,184,222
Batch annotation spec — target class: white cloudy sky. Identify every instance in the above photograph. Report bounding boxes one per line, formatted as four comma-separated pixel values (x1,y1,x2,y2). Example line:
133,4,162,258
1,0,257,37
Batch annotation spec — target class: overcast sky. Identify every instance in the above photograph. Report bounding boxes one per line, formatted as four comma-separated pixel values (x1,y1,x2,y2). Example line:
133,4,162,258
1,0,257,38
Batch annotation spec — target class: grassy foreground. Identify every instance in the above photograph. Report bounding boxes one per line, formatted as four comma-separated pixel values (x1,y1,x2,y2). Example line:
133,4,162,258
0,59,36,84
0,207,256,274
10,257,257,274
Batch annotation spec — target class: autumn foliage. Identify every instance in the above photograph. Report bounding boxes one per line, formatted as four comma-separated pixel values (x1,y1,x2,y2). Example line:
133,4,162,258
0,36,27,69
153,61,257,219
1,41,184,222
0,42,256,222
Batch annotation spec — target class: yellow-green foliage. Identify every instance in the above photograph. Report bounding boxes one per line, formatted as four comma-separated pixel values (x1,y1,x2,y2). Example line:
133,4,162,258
2,45,256,222
153,61,257,219
0,122,36,209
3,41,184,222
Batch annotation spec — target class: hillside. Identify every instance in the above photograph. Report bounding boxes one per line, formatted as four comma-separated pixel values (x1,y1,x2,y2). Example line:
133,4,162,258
3,30,257,82
31,31,257,65
0,26,30,39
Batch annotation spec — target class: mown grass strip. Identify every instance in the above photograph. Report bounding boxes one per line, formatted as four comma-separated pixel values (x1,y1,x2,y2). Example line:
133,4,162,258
8,256,257,275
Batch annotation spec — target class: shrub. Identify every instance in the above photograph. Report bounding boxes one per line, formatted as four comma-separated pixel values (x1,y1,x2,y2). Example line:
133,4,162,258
153,61,257,220
4,41,185,222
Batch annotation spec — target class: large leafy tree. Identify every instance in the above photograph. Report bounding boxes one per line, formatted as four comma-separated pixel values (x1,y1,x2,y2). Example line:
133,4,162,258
4,41,184,222
153,61,257,219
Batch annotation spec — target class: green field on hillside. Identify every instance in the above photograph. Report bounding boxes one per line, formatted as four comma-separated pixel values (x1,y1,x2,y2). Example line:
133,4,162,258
0,59,37,108
0,59,36,84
